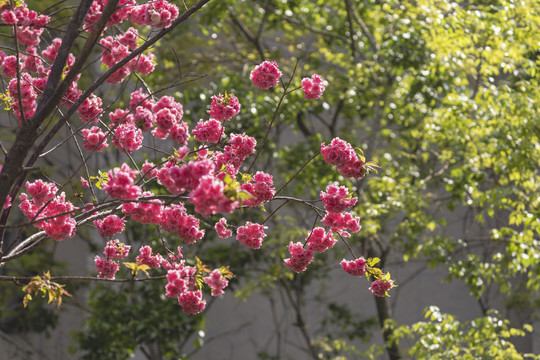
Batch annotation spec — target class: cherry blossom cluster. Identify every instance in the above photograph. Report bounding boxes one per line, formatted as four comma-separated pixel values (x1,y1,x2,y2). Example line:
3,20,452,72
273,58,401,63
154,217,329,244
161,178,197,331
189,175,239,217
94,256,120,279
84,0,136,31
284,228,336,273
78,94,103,123
321,137,366,179
100,28,155,84
208,93,241,121
250,61,283,90
165,264,232,314
236,222,267,249
7,73,37,125
160,204,205,244
320,184,358,213
93,240,231,314
369,279,394,297
204,270,229,297
84,0,179,31
192,119,223,143
302,74,325,100
240,171,275,207
102,163,142,200
165,266,198,298
136,245,164,269
94,239,131,279
321,211,361,238
81,126,109,152
341,258,395,297
215,133,257,175
215,218,233,239
106,89,186,155
19,180,76,241
94,215,125,238
284,242,314,273
0,0,50,47
341,258,367,276
104,239,131,259
122,191,163,224
129,0,179,28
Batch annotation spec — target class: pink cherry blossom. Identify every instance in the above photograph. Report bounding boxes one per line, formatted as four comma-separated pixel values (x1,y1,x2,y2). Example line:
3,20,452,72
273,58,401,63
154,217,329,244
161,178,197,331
189,175,238,217
94,215,125,238
104,239,131,259
133,106,155,132
94,256,120,279
306,227,336,253
301,74,325,100
250,61,282,90
321,138,366,179
320,138,356,168
320,184,357,213
215,133,257,174
81,126,108,152
129,0,180,28
122,191,163,224
84,0,135,31
109,108,133,125
369,279,394,297
204,270,229,297
215,218,233,239
135,53,155,75
160,204,205,244
208,93,241,121
102,163,142,200
284,242,314,273
321,212,361,237
8,73,37,124
42,38,62,62
170,121,190,145
78,94,103,123
192,119,223,143
141,160,158,178
161,246,184,271
165,269,189,298
236,222,267,249
340,258,367,277
2,56,21,78
178,290,206,315
24,179,57,207
136,246,163,269
240,171,275,207
129,88,155,111
112,123,143,153
19,187,76,241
